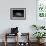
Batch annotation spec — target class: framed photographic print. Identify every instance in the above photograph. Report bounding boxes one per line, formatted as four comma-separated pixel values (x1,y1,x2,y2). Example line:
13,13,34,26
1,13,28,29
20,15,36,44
36,0,46,26
10,8,26,20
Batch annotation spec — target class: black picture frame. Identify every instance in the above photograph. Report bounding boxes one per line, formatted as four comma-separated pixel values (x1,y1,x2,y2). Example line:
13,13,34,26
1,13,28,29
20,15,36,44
10,8,26,20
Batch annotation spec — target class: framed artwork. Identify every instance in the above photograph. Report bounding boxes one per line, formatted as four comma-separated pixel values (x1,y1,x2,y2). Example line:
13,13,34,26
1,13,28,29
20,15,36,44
10,8,26,20
36,0,46,26
37,0,46,18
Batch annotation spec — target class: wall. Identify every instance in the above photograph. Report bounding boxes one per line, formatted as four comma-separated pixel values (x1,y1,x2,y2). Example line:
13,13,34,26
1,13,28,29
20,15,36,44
0,0,36,42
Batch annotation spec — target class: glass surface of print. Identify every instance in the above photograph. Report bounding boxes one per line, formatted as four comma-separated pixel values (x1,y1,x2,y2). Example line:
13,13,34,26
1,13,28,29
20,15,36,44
37,0,46,18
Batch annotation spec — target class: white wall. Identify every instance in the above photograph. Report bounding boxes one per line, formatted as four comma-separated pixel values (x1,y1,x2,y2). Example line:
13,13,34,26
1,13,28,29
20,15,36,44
0,0,37,42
